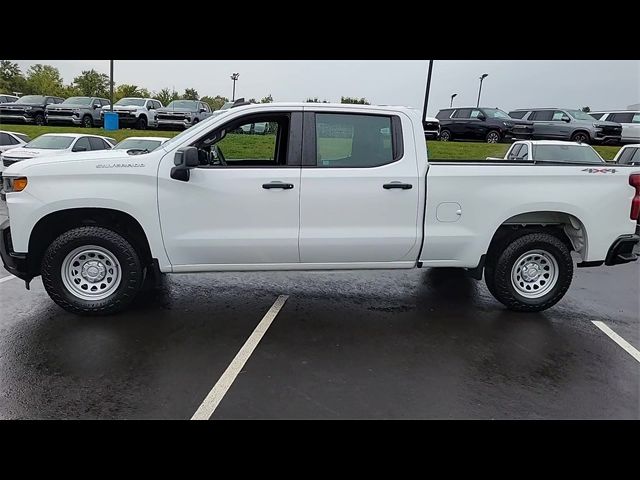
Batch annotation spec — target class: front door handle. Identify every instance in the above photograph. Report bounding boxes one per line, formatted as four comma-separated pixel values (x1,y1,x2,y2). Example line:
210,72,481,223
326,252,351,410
383,182,413,190
263,182,294,190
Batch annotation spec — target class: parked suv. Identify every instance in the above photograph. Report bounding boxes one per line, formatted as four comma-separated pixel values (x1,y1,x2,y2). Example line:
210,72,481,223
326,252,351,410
436,107,533,143
155,100,213,130
508,108,622,144
101,97,164,130
423,117,440,139
0,94,19,103
45,96,110,128
590,111,640,144
0,95,64,125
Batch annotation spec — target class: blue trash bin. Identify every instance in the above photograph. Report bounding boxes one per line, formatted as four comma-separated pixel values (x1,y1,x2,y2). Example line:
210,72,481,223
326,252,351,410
104,111,119,131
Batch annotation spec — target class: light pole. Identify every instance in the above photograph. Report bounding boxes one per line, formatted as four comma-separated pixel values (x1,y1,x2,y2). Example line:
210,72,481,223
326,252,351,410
230,72,239,101
476,73,488,107
450,93,458,107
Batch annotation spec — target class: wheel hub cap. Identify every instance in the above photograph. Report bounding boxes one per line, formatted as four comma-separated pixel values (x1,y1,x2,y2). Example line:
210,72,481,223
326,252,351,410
81,260,107,283
61,245,122,301
510,249,559,299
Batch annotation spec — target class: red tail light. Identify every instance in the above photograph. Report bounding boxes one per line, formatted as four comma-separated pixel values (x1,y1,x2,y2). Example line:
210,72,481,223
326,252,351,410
630,174,640,221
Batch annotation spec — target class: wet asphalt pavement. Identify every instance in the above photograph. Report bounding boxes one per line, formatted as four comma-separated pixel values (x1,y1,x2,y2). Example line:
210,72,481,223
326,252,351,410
0,199,638,419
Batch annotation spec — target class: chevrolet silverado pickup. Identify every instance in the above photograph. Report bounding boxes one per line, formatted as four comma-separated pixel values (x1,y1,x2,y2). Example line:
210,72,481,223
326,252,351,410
1,103,639,316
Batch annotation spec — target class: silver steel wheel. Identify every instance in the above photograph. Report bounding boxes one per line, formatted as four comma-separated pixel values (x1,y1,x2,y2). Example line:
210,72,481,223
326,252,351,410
510,249,558,299
61,245,122,301
487,131,500,143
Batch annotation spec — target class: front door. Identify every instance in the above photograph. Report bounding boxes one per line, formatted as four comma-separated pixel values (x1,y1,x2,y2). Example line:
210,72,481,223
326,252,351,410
299,110,420,264
158,110,302,268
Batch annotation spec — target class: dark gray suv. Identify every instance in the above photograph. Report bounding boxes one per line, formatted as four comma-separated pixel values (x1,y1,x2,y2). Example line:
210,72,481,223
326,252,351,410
508,108,622,144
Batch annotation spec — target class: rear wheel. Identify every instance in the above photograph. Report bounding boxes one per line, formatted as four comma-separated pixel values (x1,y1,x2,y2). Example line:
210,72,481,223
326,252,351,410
484,232,573,312
440,129,451,141
82,115,93,128
41,226,143,315
486,130,501,143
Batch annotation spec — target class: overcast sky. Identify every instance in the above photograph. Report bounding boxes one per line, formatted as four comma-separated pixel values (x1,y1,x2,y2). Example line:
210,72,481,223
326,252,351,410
13,60,640,115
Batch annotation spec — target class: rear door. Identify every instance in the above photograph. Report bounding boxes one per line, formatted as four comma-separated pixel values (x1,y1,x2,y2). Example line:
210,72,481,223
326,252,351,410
529,110,555,139
298,110,420,264
450,108,471,137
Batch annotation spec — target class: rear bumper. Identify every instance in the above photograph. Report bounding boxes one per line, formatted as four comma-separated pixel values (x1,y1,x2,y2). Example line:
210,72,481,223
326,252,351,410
0,220,31,281
605,228,640,266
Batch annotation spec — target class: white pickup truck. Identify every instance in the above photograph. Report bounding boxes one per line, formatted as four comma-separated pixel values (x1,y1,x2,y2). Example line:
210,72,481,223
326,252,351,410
1,103,639,316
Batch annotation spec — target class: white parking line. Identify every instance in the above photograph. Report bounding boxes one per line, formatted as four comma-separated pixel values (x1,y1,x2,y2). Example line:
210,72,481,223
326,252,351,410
191,295,289,420
592,321,640,363
0,274,16,284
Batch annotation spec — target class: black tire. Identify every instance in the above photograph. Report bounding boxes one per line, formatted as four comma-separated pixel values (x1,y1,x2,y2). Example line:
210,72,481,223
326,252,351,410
486,130,501,143
484,232,573,312
82,115,93,128
192,118,199,125
34,113,45,126
136,115,148,130
41,226,143,315
571,131,590,144
440,129,451,142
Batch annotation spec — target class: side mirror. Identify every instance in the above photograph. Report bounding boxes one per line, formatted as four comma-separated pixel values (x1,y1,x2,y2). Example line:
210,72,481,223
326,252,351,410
148,105,153,110
93,103,101,109
170,146,199,181
199,108,206,113
477,113,486,121
561,115,571,122
73,146,88,152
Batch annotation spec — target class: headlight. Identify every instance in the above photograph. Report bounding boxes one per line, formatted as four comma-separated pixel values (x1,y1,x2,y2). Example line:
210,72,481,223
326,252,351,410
2,176,28,193
593,123,602,129
503,121,513,127
24,106,32,111
73,109,81,113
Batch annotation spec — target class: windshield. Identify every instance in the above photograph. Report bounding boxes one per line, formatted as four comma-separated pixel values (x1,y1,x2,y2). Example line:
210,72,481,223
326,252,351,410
25,135,74,150
15,95,46,104
161,109,235,150
567,110,597,121
62,97,93,105
533,145,604,164
167,100,198,109
113,138,164,151
115,98,146,107
483,108,511,119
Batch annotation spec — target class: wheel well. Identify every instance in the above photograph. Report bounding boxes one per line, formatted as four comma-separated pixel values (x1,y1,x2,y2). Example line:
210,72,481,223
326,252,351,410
571,129,590,140
28,208,153,276
138,113,147,120
487,211,586,262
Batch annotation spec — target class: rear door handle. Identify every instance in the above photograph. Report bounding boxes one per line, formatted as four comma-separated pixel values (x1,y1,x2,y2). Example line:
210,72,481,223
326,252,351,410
263,182,294,190
383,182,413,190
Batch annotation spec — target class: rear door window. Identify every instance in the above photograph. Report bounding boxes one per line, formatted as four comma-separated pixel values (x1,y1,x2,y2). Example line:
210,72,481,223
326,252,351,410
530,110,553,121
609,112,634,123
617,147,639,164
453,108,471,119
88,137,109,150
73,137,91,152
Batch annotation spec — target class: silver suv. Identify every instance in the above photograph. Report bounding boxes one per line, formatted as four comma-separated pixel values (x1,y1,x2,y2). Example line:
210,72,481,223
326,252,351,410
508,108,622,144
155,100,213,130
46,96,111,128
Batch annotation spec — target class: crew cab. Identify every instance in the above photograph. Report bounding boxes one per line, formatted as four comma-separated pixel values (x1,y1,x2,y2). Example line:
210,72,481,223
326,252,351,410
101,97,164,130
155,100,213,130
0,95,65,126
486,140,605,163
46,96,111,128
1,103,639,316
436,107,533,143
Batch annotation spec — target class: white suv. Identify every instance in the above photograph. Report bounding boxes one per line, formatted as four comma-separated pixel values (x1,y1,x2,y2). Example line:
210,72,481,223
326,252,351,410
590,111,640,144
102,97,164,130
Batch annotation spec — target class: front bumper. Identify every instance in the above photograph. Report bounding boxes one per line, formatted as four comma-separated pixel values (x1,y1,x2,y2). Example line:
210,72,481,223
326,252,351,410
157,119,191,129
45,115,83,125
0,114,35,124
0,220,31,281
424,130,440,140
605,228,640,266
594,133,622,144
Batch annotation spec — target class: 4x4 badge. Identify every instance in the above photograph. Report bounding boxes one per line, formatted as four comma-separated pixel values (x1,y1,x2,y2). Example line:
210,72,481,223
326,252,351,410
582,168,617,173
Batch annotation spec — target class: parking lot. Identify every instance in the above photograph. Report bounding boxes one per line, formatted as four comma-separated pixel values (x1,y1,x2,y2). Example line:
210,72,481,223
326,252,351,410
0,198,638,419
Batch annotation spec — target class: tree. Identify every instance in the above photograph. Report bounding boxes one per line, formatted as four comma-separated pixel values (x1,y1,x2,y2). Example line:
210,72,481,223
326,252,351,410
260,94,273,103
581,106,591,113
155,88,180,106
72,69,110,97
25,64,64,96
248,98,257,104
114,84,149,101
182,88,199,100
0,60,26,94
306,97,330,103
341,96,369,105
201,95,228,111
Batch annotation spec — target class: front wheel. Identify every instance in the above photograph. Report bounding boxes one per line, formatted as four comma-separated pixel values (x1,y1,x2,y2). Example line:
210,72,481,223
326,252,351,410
571,131,590,144
440,129,451,141
486,130,501,143
136,115,148,130
82,115,93,128
484,232,573,312
34,113,45,126
41,226,143,315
